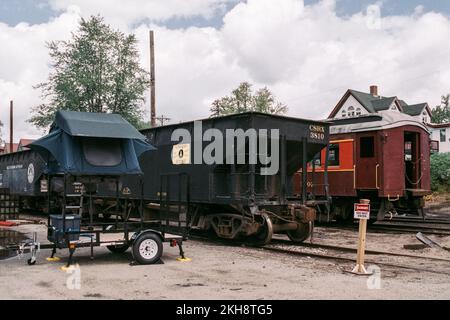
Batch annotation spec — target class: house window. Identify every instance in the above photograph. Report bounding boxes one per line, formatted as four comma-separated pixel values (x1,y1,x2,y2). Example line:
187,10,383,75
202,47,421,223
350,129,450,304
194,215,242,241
360,136,375,158
441,129,447,143
422,111,428,123
347,106,355,117
328,144,340,166
391,105,397,111
341,109,346,118
356,107,362,116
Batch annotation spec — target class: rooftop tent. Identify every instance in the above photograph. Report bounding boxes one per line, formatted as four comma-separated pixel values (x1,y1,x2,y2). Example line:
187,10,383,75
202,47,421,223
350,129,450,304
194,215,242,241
29,111,156,175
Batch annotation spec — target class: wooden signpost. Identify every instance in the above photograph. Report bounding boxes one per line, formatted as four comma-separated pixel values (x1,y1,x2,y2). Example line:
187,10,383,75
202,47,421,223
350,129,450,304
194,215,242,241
351,199,372,275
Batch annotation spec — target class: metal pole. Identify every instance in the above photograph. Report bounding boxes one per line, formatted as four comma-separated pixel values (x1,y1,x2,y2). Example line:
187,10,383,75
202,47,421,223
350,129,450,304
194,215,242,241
9,101,13,152
150,30,156,128
302,138,307,205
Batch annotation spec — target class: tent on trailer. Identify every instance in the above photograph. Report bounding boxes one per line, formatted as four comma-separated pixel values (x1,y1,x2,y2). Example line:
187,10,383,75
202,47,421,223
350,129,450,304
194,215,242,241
29,111,155,176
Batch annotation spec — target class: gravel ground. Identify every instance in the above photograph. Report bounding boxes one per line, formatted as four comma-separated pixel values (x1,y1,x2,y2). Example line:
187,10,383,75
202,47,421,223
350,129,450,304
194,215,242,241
1,222,450,300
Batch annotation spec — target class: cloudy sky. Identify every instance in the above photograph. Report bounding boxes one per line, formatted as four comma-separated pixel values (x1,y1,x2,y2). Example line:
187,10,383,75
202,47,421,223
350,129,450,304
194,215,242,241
1,0,450,141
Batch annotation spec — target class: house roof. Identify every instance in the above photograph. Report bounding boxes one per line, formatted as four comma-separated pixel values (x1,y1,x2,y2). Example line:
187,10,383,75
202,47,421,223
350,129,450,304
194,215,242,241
402,103,428,116
328,88,431,119
18,139,35,148
371,96,397,111
329,89,398,117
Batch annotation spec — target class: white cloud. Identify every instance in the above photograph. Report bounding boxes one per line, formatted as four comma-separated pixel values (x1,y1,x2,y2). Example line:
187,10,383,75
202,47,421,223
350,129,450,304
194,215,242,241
1,0,450,142
47,0,235,24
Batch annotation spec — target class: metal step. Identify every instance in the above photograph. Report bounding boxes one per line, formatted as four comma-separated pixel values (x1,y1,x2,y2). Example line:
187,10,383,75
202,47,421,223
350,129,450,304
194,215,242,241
66,194,83,197
66,206,82,209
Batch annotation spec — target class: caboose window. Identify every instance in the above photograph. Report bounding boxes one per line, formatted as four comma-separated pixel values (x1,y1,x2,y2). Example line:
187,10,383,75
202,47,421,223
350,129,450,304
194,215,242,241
83,138,123,167
328,144,339,166
360,137,374,158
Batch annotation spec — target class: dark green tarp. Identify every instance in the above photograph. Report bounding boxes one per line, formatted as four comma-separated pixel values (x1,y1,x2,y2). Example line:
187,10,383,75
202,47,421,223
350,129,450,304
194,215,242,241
29,111,156,176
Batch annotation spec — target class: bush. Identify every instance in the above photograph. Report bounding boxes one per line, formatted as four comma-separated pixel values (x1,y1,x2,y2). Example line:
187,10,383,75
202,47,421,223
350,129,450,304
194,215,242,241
430,152,450,192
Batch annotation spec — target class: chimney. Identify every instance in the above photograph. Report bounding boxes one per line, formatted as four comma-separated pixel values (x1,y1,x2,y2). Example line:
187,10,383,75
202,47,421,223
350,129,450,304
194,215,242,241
370,85,378,97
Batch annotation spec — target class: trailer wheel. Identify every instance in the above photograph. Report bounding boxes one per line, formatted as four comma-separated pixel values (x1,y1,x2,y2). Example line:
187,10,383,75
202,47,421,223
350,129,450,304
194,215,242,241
132,232,163,265
287,221,312,243
105,225,130,254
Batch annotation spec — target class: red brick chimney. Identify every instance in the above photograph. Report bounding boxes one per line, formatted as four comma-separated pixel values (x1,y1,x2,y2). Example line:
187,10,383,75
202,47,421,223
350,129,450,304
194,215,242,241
370,85,378,96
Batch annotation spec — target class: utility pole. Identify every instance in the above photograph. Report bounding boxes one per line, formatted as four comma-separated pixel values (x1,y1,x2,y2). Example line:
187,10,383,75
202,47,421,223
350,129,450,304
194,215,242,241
149,30,156,128
156,115,171,126
9,100,13,153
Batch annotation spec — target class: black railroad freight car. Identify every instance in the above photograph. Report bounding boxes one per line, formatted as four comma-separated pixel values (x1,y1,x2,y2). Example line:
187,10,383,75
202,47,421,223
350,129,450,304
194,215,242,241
0,150,47,211
121,112,331,245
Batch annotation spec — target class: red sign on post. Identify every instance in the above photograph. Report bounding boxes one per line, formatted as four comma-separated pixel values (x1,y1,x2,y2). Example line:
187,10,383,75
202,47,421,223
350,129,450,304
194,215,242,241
354,203,370,220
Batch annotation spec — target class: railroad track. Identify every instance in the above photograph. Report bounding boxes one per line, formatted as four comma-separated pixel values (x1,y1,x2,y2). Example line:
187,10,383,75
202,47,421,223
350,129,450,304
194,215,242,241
370,221,450,236
261,244,450,276
319,220,450,236
270,238,450,262
190,233,450,277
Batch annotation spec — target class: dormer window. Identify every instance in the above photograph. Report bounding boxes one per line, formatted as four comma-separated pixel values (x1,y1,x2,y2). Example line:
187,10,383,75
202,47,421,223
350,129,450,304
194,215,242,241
347,106,355,117
391,105,397,111
341,109,346,118
356,107,362,116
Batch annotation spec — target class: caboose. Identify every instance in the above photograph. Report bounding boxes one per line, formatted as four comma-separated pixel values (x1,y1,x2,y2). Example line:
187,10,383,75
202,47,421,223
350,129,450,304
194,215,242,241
296,112,431,221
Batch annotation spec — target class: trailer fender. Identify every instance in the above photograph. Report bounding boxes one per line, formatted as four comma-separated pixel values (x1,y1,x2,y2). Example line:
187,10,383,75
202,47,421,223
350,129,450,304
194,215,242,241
130,229,163,244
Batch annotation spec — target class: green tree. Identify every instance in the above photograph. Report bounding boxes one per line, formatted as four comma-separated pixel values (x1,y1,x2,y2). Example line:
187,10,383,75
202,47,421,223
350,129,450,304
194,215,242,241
30,15,149,129
430,152,450,192
431,94,450,124
210,82,288,117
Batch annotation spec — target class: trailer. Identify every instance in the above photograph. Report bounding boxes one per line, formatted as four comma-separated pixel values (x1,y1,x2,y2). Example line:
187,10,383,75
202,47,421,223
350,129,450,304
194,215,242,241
1,111,189,266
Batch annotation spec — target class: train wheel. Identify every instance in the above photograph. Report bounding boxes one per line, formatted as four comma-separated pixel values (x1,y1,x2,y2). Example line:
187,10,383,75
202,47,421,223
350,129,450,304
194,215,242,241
287,221,312,243
132,232,163,265
247,213,273,247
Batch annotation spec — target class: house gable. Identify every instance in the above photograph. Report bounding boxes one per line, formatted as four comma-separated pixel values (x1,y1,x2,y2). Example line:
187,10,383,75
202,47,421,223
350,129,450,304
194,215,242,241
331,93,369,119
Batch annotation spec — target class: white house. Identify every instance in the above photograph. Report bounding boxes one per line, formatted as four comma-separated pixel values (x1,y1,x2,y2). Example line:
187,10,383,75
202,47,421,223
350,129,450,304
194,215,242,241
328,85,432,123
428,123,450,153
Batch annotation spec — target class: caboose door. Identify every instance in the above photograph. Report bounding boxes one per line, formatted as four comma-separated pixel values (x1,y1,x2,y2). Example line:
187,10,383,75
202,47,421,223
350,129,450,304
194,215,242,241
355,134,379,190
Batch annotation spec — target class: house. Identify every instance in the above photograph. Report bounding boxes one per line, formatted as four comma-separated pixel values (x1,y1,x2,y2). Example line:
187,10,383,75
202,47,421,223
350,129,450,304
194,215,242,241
1,143,19,154
428,123,450,153
328,85,433,123
17,139,35,152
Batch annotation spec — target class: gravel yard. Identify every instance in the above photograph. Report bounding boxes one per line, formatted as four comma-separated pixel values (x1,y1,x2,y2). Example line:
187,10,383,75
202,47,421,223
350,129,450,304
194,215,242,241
1,220,450,300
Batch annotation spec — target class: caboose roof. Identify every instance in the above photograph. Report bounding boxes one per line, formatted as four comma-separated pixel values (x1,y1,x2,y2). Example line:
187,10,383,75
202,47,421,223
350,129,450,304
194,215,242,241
328,111,429,134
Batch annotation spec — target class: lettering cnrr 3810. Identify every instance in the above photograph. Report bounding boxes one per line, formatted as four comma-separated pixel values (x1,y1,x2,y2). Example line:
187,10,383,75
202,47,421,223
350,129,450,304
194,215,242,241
309,125,325,140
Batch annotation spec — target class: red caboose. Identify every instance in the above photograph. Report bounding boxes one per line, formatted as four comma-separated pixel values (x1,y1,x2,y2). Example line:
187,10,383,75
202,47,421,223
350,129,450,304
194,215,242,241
295,112,431,221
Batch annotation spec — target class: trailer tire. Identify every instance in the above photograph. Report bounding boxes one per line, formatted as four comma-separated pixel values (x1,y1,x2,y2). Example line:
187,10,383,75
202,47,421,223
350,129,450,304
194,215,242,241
132,232,163,265
287,221,312,243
